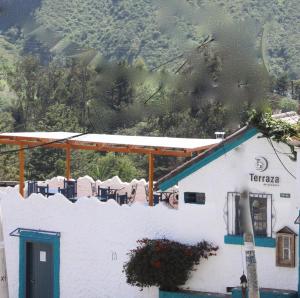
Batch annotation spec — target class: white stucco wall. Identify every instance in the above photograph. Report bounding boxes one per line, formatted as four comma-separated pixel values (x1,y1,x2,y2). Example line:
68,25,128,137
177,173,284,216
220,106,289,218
0,189,222,298
178,133,299,293
1,133,299,297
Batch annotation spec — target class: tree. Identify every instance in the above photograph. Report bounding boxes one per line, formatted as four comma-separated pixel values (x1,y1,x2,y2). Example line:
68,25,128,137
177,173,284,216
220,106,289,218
86,152,142,181
274,74,289,96
0,111,18,180
6,56,41,130
26,103,83,180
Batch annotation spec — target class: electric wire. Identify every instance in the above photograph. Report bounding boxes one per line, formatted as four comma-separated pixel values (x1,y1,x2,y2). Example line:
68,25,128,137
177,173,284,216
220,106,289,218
267,138,296,179
149,53,184,72
240,243,245,273
144,36,215,104
0,131,89,155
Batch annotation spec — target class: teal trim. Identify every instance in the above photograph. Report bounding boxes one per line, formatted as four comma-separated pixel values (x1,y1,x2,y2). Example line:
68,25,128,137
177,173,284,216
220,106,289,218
19,230,60,298
159,128,258,191
232,288,297,298
224,235,276,248
159,290,229,298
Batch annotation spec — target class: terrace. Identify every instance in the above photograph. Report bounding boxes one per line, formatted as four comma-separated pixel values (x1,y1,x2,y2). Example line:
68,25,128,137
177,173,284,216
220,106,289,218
25,175,179,207
0,131,221,205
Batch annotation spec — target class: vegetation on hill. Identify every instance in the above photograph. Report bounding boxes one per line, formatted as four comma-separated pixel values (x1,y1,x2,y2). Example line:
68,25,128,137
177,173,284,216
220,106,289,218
0,0,299,182
0,0,299,77
0,36,19,109
33,0,300,78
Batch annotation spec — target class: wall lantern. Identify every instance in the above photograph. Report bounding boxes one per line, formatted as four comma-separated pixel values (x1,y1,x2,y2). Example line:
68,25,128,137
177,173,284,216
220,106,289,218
240,273,248,297
240,273,247,288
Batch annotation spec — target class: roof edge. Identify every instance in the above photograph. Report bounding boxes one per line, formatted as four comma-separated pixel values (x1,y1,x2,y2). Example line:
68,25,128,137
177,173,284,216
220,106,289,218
157,127,258,191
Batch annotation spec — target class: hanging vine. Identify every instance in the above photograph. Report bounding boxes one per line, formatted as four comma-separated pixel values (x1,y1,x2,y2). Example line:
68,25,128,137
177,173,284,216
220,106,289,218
247,110,298,161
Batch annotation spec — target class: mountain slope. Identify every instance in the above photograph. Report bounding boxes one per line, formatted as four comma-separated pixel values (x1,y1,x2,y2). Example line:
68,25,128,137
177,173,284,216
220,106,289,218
0,0,299,78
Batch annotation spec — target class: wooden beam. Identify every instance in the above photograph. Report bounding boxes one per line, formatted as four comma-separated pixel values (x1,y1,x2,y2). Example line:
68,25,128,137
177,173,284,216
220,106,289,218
0,139,67,149
66,145,71,180
69,143,192,157
148,153,154,207
0,137,213,157
18,144,25,198
0,139,193,156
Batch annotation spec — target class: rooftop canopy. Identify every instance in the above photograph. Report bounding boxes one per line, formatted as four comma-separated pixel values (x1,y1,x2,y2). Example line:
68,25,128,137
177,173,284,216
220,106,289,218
0,132,220,157
0,131,221,205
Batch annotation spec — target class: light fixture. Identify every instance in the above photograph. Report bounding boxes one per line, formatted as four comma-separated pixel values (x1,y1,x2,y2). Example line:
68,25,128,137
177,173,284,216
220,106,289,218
240,273,247,288
240,273,248,298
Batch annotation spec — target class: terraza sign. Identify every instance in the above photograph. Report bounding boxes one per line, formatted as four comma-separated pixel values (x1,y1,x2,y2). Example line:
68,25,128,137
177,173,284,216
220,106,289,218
250,156,280,185
249,173,280,184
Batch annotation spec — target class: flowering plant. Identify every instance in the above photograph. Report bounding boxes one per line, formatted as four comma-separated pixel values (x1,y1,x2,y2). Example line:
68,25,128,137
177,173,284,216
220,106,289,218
123,238,218,291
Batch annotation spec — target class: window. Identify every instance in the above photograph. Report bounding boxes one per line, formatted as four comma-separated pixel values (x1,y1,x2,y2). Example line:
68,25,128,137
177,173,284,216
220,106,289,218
184,192,205,204
276,227,296,267
250,196,267,236
227,192,272,237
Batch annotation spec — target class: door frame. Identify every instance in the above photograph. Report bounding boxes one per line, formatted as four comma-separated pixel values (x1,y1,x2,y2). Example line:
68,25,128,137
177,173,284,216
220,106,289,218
19,230,60,298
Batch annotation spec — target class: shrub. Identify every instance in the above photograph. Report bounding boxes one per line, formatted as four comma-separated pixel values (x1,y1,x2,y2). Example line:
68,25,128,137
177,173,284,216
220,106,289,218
123,238,218,291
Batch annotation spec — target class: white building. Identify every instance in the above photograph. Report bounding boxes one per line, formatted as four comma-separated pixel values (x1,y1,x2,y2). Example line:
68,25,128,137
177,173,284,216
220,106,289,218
157,125,300,297
1,114,300,298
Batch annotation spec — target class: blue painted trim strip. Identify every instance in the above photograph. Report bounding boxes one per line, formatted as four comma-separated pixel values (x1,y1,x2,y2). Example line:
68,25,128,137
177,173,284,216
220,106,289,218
159,128,258,191
159,290,229,298
232,288,298,298
224,235,276,248
161,289,298,298
19,230,60,298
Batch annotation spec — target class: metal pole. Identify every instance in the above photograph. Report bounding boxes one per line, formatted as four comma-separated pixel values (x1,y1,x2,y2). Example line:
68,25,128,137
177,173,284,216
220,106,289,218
148,154,154,206
240,191,260,298
66,145,71,180
18,145,25,198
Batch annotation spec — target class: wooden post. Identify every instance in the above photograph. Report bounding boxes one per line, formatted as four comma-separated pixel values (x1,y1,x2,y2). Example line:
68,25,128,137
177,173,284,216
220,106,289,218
148,153,154,206
18,145,25,198
66,145,71,180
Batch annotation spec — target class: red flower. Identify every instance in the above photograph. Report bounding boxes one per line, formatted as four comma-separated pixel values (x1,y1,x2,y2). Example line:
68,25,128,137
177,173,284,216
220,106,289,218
184,249,193,256
152,260,161,268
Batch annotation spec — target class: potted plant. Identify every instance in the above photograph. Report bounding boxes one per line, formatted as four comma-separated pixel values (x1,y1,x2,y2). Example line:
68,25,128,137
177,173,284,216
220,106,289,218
123,238,218,295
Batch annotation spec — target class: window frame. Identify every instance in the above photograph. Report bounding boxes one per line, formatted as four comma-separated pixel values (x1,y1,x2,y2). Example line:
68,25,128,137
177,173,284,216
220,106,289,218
184,192,206,204
226,192,272,237
250,195,268,236
282,236,291,260
276,230,296,268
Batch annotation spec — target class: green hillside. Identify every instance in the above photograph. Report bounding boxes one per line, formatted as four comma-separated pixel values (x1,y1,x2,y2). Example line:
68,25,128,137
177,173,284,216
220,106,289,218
0,36,19,109
33,0,300,78
0,0,299,181
0,0,299,77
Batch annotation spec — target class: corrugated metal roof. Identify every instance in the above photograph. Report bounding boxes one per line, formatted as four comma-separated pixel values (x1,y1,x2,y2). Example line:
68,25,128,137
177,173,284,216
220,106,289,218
0,132,220,150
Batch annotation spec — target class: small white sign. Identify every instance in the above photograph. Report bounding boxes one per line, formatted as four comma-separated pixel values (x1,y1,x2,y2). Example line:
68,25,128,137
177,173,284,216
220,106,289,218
294,215,300,224
40,251,47,262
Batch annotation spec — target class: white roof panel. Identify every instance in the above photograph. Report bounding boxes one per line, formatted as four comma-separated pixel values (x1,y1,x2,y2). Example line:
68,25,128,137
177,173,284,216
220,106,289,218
0,132,221,150
272,111,300,125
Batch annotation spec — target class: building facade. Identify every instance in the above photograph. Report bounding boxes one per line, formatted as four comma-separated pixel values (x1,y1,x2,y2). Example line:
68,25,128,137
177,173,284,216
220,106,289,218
158,127,300,295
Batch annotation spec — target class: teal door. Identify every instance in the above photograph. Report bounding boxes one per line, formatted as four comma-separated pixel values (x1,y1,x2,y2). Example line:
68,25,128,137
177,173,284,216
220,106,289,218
25,242,54,298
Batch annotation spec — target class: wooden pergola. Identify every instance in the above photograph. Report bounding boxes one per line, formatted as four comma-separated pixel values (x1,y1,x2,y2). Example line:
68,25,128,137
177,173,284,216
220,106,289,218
0,132,220,205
